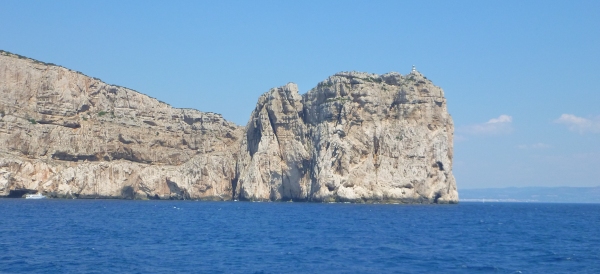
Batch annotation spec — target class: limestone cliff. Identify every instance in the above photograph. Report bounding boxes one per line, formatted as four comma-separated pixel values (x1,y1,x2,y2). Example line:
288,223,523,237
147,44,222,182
236,72,458,203
0,50,458,203
0,50,242,200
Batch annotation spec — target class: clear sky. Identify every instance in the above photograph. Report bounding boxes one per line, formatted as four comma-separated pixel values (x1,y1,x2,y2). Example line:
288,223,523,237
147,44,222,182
1,0,599,189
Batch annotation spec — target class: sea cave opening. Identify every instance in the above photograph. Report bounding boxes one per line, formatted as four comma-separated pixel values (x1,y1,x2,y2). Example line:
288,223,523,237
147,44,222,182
7,189,36,198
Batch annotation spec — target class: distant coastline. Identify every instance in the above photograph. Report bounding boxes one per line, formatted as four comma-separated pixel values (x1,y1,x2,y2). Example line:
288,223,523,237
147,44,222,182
459,186,600,203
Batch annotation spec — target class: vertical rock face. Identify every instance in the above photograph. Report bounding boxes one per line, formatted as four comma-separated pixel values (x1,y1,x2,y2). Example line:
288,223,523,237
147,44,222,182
236,83,312,201
237,72,458,203
0,50,457,203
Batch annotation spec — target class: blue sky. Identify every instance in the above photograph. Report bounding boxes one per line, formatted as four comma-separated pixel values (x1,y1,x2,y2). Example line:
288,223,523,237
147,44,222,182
1,0,599,189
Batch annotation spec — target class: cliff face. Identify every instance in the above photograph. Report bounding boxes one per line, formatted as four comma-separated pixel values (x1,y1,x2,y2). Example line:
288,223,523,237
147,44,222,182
0,51,457,203
0,51,243,200
236,72,457,203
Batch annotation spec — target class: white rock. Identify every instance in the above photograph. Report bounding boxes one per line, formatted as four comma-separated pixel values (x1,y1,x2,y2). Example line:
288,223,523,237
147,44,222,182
0,50,458,203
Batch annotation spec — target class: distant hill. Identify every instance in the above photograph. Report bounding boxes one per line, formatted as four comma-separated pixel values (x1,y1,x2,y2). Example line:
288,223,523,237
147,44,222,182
460,186,600,203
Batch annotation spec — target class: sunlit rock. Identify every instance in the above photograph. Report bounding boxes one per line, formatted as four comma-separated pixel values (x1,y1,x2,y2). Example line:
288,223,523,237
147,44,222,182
0,50,457,203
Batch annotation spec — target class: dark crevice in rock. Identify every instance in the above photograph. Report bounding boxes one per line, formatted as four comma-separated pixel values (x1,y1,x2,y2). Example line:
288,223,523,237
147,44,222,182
78,104,90,113
118,134,134,144
143,120,157,126
36,120,55,125
231,159,240,200
183,115,197,125
247,120,262,157
121,186,134,199
109,149,152,164
373,135,380,169
436,161,445,171
266,110,279,142
231,177,238,200
51,152,99,162
36,120,81,129
108,87,118,94
335,105,343,126
63,121,81,129
166,179,190,200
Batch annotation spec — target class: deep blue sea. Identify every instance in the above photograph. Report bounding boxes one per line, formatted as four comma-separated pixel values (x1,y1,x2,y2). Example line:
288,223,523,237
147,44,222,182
1,200,598,273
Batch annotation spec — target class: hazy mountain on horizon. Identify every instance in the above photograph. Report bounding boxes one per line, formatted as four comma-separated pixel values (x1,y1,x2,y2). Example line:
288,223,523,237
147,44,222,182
460,186,600,203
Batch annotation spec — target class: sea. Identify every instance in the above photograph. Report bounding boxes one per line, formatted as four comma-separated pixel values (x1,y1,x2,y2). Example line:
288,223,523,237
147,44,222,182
0,200,598,273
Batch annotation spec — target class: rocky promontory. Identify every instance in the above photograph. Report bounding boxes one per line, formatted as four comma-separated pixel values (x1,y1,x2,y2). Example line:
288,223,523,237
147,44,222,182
0,50,458,203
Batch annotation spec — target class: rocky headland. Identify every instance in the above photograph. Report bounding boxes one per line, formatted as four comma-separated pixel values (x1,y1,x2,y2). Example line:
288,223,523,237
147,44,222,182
0,50,458,203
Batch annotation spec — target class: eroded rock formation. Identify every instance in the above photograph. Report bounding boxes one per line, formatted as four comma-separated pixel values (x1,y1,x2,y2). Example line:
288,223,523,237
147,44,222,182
0,50,458,203
236,72,458,203
0,51,242,200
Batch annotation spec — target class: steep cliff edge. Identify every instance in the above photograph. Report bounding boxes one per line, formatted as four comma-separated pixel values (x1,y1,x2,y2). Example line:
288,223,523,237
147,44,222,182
237,72,458,203
0,51,457,203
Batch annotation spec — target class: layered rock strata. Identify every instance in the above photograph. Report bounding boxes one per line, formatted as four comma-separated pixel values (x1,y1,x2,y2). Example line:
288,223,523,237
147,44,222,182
0,50,458,203
0,51,242,200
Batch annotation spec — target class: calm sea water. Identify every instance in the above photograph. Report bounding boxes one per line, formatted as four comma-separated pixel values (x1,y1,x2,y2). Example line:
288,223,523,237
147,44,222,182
0,200,598,273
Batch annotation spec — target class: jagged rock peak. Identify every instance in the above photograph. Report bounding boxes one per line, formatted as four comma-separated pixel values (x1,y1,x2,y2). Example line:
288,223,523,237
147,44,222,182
237,69,458,203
